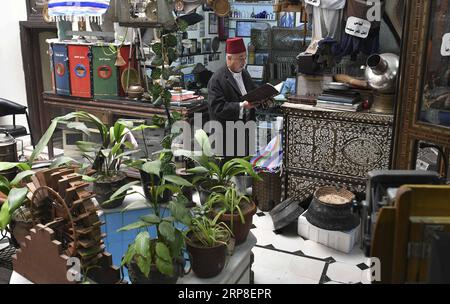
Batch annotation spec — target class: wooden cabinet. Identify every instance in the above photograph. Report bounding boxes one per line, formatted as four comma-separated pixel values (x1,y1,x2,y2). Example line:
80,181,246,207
282,103,393,200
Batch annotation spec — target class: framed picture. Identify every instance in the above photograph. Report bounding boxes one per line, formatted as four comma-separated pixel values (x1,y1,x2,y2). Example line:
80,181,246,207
278,12,295,28
384,0,406,43
202,38,212,53
209,13,218,34
246,65,265,80
236,21,253,37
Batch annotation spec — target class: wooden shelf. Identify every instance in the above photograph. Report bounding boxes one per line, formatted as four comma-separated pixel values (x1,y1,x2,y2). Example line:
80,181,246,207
178,52,220,58
229,18,276,21
231,1,274,5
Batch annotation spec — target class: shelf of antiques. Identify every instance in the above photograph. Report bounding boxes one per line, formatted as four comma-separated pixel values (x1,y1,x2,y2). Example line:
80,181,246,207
282,102,394,201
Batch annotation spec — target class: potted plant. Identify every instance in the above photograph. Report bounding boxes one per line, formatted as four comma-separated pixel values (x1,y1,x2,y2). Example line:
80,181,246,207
176,129,262,204
206,185,257,245
186,209,231,278
56,111,140,209
109,160,193,284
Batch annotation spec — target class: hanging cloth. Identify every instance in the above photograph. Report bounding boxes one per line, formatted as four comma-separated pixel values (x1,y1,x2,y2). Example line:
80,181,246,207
47,0,111,23
333,0,385,59
251,135,283,174
305,0,346,54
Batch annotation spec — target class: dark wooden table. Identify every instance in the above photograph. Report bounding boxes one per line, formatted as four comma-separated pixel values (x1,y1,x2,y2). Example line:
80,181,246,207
42,92,208,158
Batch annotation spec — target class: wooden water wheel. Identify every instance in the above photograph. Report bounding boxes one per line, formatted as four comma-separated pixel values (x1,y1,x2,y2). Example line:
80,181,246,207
13,167,122,283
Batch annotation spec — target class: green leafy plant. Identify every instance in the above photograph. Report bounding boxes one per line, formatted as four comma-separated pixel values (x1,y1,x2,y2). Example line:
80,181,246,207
176,129,262,189
188,209,231,248
206,185,252,229
114,165,192,278
58,111,140,178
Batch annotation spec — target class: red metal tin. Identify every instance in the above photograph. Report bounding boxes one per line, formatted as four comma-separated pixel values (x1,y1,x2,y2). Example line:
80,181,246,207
68,45,92,98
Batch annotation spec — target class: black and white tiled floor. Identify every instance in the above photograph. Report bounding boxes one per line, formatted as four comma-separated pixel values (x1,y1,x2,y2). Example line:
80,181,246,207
250,209,372,284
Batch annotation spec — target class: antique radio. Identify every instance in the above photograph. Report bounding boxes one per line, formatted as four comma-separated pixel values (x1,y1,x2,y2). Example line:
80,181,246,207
68,45,92,98
52,43,71,96
92,45,118,98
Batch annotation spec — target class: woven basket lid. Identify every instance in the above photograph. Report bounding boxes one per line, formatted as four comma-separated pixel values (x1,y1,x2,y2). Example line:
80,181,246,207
213,0,230,17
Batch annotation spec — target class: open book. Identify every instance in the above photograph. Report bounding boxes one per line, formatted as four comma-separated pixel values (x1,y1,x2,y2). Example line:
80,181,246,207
241,82,283,103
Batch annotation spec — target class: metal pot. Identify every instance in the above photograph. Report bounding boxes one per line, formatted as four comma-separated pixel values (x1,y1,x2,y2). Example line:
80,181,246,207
127,85,144,99
0,131,18,180
363,53,399,94
305,186,360,231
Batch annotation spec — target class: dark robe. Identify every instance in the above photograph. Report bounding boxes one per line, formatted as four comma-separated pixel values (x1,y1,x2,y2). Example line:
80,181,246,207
207,65,257,158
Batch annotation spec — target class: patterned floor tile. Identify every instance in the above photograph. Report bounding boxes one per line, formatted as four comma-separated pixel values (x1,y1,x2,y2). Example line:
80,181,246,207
326,262,365,284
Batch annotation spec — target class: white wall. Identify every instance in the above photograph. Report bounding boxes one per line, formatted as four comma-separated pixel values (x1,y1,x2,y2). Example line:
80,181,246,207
0,1,29,144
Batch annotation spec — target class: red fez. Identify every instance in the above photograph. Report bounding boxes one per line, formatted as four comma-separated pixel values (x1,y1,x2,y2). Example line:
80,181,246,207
226,38,246,54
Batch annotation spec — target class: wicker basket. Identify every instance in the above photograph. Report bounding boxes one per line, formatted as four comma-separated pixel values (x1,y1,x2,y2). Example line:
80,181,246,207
253,172,282,212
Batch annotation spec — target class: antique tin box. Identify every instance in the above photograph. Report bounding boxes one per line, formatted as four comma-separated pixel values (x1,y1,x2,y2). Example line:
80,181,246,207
92,45,118,98
68,45,92,98
52,44,71,96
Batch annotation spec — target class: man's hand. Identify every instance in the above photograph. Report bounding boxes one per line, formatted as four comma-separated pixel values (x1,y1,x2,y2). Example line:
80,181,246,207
241,100,256,109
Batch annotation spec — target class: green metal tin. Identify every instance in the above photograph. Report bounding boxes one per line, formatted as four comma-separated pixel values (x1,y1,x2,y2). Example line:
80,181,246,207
92,45,118,98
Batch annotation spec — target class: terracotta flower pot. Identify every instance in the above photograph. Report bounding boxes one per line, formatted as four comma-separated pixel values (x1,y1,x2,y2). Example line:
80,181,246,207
186,233,229,278
215,200,256,245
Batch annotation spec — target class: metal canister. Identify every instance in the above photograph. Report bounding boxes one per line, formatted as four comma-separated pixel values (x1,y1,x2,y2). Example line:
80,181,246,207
0,131,18,180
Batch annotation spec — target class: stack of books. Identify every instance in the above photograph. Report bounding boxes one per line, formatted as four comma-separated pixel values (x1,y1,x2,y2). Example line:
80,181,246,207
315,89,363,112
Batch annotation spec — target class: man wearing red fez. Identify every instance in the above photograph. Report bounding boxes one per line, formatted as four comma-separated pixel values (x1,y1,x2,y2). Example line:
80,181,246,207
208,37,258,158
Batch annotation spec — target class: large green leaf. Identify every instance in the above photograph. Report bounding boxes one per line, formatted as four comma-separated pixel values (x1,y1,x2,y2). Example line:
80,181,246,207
16,163,31,171
195,129,213,157
151,56,163,67
135,231,150,259
152,43,162,56
76,141,102,153
131,124,160,132
113,122,127,142
0,176,10,195
186,166,209,174
165,34,177,47
110,181,140,200
140,214,161,225
121,243,136,266
10,170,34,186
117,220,150,232
151,68,162,80
30,118,59,163
155,242,172,262
155,257,173,277
163,175,192,187
158,221,175,242
169,229,185,258
7,187,28,214
0,162,19,171
169,201,191,226
141,160,161,176
50,156,79,169
136,255,151,278
0,202,11,230
67,121,91,136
